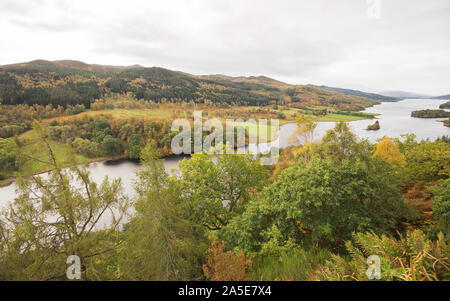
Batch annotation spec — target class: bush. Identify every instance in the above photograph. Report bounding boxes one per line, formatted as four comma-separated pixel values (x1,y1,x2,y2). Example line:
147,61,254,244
277,112,286,119
101,136,125,157
72,138,99,158
220,158,407,253
319,230,449,281
203,241,252,281
432,179,450,229
250,248,330,281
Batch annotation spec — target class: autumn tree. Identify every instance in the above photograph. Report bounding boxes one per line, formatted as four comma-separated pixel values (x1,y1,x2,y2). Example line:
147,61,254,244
289,114,317,145
203,241,252,281
373,139,406,167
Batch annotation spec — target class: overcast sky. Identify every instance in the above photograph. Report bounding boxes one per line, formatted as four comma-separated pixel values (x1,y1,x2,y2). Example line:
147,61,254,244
0,0,449,95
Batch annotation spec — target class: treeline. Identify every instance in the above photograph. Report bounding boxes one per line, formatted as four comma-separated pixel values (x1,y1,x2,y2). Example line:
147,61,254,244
0,66,281,109
46,116,173,159
411,109,450,118
439,101,450,109
0,61,380,111
45,115,252,160
0,123,448,280
334,110,375,118
0,103,86,138
0,71,101,108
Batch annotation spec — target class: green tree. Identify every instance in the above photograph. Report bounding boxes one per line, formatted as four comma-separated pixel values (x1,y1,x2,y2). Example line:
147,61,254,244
0,138,19,173
128,134,143,160
101,136,125,157
72,137,99,158
402,140,450,184
177,152,269,230
432,178,450,229
0,139,129,280
118,144,207,280
220,158,406,254
313,122,372,164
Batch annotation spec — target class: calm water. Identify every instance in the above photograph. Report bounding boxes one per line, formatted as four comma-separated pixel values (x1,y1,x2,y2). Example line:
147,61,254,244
1,98,449,210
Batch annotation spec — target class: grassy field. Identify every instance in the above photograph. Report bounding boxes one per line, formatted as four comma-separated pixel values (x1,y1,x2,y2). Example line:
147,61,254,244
313,113,374,121
227,120,277,143
48,104,375,126
3,129,103,182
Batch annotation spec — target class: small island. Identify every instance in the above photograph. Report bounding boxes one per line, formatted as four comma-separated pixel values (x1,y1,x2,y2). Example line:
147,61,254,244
439,101,450,109
443,119,450,127
411,109,450,118
367,120,380,131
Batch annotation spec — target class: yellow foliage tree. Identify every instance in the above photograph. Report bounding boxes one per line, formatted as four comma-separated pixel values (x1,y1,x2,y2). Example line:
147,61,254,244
288,114,317,145
373,139,406,167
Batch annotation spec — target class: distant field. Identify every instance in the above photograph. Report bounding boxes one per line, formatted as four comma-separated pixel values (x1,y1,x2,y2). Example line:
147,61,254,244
280,108,376,122
227,120,277,143
48,105,374,126
314,113,374,121
48,108,173,122
15,129,98,178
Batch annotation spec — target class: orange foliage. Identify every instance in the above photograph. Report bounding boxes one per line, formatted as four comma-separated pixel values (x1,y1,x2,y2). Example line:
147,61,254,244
202,241,252,281
405,182,438,213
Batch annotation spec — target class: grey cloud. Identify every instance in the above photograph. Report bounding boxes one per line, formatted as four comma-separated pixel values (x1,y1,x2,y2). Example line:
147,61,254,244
1,0,449,95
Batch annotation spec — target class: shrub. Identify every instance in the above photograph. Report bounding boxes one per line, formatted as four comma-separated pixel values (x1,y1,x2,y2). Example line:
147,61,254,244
203,241,252,281
319,230,449,281
432,179,450,229
250,247,331,281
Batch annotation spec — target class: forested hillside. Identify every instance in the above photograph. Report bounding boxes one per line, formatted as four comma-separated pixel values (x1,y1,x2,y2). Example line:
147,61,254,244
0,60,378,110
434,95,450,100
309,84,398,102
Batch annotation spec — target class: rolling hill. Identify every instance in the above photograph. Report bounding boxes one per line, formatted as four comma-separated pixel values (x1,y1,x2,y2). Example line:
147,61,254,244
378,90,432,99
308,85,398,102
434,94,450,100
0,59,379,111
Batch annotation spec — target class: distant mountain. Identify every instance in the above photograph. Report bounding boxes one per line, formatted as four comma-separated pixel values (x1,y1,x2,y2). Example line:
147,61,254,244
433,94,450,100
2,59,144,73
378,90,432,99
308,85,397,102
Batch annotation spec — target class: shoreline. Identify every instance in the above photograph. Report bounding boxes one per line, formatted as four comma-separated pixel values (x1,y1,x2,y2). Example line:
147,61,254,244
0,114,377,188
